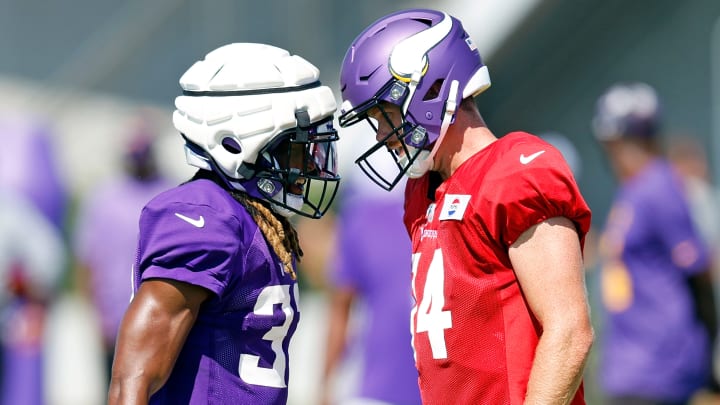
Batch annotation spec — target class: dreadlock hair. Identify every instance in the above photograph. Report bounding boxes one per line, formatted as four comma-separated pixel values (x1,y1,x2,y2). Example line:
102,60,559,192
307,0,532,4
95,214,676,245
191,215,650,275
187,170,303,279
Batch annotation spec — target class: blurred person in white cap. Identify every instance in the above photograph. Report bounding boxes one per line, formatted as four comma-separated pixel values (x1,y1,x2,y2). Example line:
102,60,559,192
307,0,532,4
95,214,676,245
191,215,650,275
592,82,718,404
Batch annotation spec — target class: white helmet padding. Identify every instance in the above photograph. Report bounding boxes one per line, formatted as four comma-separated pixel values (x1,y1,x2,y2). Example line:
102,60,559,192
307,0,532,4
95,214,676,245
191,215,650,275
173,43,337,182
172,43,340,219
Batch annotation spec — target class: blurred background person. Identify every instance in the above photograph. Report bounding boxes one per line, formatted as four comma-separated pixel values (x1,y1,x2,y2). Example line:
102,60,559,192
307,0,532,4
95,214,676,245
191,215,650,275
0,112,68,405
666,134,720,265
320,164,421,405
592,82,719,404
0,187,65,405
666,134,720,404
0,114,68,230
72,115,174,384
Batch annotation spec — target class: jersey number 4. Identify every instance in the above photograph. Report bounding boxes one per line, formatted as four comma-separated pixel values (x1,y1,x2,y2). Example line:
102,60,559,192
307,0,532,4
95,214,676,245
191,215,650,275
239,284,298,388
411,249,452,359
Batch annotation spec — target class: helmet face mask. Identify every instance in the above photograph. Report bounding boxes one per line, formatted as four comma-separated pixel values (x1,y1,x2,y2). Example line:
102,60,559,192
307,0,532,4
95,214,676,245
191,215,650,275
173,43,341,218
339,8,491,190
342,98,428,190
253,115,340,218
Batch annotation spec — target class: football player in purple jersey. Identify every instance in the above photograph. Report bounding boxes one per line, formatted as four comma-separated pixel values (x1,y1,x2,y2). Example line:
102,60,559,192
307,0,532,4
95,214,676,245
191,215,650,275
108,43,340,405
593,82,719,404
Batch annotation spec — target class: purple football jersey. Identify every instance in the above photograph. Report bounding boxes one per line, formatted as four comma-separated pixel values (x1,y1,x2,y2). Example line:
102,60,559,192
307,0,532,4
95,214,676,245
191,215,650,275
134,179,300,405
599,159,711,401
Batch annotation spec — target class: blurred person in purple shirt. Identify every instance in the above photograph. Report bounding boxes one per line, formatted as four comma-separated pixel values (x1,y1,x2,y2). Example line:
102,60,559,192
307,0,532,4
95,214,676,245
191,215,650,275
593,82,719,404
73,120,174,380
320,167,421,405
108,43,341,405
0,114,67,229
0,113,67,405
0,187,65,405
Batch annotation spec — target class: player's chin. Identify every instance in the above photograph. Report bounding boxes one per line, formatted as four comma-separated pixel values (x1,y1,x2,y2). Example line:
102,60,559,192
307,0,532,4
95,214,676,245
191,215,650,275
287,182,305,196
389,146,405,159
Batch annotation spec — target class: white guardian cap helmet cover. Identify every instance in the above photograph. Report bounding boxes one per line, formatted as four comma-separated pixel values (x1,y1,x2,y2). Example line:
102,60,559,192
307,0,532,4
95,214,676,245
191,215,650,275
173,43,340,218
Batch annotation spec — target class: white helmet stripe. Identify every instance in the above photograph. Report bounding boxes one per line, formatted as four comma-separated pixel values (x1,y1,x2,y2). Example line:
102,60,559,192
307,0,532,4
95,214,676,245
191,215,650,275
388,12,452,80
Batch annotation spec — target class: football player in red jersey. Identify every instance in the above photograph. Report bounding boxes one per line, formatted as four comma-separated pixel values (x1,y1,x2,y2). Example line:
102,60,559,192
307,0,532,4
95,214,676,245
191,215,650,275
338,8,593,405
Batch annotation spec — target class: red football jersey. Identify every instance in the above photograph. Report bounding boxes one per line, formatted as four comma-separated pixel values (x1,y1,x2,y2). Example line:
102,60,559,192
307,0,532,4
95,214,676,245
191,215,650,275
403,132,591,405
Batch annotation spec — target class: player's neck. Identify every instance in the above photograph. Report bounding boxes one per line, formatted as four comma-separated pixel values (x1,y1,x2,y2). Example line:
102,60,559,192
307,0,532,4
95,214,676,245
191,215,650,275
618,151,658,181
436,125,496,179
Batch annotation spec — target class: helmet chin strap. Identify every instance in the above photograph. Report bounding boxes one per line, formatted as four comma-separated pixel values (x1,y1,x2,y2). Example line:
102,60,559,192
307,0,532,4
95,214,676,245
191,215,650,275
401,70,423,115
269,193,304,218
405,79,459,178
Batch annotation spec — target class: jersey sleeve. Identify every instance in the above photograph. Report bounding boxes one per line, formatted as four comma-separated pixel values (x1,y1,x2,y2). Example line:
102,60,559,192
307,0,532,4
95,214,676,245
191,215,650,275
135,200,243,297
485,144,592,248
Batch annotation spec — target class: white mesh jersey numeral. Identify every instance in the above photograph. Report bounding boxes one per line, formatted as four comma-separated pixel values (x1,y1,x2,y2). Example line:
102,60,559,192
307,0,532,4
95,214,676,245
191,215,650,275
239,284,299,387
411,249,452,359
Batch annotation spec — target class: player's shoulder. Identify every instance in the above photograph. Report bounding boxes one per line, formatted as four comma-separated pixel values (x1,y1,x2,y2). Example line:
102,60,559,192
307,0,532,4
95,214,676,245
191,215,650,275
461,131,577,201
147,178,215,206
143,178,250,226
460,131,567,189
492,131,563,169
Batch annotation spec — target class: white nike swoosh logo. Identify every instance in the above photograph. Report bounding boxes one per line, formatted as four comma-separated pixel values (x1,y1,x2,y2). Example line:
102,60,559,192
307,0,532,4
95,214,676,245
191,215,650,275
174,213,205,228
520,150,545,164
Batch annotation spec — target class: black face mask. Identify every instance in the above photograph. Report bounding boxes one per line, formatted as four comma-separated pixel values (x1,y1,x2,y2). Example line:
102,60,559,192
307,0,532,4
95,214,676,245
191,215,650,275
252,112,341,218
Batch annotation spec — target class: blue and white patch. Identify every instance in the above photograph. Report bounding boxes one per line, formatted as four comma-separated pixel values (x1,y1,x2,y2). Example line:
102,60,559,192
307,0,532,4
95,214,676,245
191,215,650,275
439,194,471,221
465,37,477,52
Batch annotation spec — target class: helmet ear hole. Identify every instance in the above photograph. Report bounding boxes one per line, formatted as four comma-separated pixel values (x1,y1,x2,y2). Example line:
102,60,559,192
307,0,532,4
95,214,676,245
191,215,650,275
222,137,242,154
422,79,445,101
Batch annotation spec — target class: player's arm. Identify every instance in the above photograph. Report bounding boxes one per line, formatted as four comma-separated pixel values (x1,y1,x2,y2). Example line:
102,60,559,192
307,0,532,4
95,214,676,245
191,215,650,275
509,216,593,405
320,287,355,405
108,278,211,405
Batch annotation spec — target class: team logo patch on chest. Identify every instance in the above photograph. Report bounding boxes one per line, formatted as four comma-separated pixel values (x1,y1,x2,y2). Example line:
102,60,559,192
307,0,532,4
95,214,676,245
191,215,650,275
438,194,471,221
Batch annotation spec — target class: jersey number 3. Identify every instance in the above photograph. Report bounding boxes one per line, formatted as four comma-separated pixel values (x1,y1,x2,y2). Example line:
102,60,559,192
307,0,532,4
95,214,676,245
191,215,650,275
239,284,298,388
412,249,452,359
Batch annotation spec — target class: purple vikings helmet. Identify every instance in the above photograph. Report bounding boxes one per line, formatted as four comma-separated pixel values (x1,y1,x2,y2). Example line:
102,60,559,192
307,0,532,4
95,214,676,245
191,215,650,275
173,43,340,218
339,9,491,190
592,82,661,142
